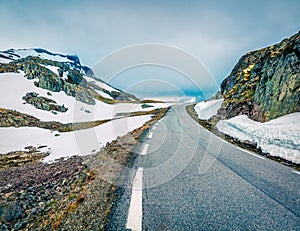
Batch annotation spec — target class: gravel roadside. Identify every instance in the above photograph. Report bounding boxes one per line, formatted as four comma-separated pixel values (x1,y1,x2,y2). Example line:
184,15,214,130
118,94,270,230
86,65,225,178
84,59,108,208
0,107,170,230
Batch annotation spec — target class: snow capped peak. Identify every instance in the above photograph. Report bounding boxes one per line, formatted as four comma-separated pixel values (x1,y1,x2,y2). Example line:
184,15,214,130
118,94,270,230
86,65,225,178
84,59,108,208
0,48,97,78
1,48,80,65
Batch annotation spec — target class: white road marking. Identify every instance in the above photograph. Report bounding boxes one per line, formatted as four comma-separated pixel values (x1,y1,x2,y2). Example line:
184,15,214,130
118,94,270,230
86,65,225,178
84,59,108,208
152,126,157,130
126,167,143,231
292,170,300,175
147,132,153,139
202,127,264,160
202,128,262,158
206,130,229,144
140,144,149,155
237,147,265,160
215,135,229,144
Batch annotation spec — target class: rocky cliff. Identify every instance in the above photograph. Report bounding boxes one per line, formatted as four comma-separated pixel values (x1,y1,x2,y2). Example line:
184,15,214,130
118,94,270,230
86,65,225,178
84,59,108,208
220,31,300,122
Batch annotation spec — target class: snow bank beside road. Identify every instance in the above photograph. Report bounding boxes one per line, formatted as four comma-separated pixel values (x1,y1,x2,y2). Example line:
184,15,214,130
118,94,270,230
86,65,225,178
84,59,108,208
216,113,300,164
194,99,223,120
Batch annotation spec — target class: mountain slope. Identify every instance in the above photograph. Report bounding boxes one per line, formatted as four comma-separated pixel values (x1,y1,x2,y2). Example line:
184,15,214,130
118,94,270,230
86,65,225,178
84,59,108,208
0,48,145,123
220,31,300,122
0,48,169,162
0,48,138,105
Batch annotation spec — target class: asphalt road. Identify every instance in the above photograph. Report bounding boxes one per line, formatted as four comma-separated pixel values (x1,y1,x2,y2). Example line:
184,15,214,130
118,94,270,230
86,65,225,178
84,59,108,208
107,104,300,230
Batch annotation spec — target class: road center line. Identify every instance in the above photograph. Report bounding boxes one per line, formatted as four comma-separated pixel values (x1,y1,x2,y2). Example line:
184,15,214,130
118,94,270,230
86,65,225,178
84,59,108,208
147,132,153,139
237,147,265,160
140,144,149,155
126,167,143,231
292,170,300,175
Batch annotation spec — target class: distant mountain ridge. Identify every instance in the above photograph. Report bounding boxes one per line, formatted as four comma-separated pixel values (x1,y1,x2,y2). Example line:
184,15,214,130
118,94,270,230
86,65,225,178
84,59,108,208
220,31,300,122
1,48,80,63
0,48,88,74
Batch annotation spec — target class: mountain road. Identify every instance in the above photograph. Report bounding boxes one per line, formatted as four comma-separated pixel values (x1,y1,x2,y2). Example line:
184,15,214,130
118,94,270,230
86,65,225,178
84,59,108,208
107,104,300,230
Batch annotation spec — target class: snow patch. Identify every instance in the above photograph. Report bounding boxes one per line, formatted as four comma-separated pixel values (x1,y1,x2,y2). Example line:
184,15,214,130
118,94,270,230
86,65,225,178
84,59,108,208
0,115,153,162
39,64,60,76
85,76,119,93
216,113,300,164
195,99,223,120
0,72,168,123
0,57,11,64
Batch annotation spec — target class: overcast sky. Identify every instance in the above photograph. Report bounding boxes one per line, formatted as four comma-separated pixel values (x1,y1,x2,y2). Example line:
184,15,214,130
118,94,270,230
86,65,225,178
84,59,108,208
0,0,299,100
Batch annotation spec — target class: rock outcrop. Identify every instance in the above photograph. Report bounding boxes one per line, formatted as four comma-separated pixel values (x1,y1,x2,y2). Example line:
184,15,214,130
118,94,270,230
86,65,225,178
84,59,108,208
22,92,68,113
220,31,300,122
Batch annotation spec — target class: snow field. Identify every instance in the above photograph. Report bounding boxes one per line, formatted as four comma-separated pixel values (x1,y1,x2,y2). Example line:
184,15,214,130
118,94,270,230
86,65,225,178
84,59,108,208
0,72,168,123
0,115,153,162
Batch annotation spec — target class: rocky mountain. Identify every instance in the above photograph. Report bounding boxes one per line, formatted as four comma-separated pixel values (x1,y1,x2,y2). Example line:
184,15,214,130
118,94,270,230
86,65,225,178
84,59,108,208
220,31,300,122
0,48,138,107
0,47,169,162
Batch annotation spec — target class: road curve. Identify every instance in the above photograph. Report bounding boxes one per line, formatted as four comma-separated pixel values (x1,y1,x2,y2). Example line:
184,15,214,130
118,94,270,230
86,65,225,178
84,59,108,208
107,104,300,230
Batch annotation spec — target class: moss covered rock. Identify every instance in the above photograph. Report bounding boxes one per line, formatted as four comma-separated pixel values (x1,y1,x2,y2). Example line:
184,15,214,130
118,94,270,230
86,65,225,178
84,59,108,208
221,31,300,122
22,92,68,113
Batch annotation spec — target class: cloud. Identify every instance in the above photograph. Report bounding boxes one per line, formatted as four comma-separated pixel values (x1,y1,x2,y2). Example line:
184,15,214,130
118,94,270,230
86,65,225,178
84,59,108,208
145,96,197,103
0,0,300,99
